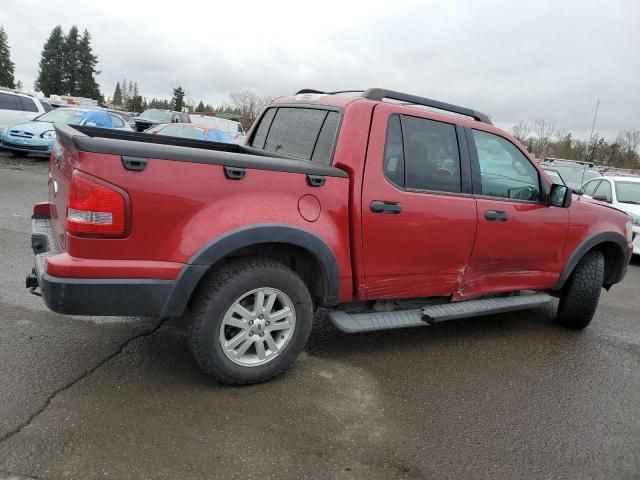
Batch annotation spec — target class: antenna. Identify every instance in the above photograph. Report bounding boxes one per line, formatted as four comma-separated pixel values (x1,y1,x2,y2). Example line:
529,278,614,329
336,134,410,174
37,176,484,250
586,99,600,163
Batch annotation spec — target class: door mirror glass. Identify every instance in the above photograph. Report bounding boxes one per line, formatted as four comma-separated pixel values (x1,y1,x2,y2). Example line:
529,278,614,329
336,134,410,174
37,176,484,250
592,194,611,203
548,183,571,207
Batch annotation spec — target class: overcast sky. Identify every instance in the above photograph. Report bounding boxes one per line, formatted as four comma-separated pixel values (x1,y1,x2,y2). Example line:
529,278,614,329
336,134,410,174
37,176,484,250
2,0,639,139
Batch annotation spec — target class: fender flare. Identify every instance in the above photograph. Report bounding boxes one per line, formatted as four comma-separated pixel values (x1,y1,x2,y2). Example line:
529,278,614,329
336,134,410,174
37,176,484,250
161,224,341,318
553,231,630,290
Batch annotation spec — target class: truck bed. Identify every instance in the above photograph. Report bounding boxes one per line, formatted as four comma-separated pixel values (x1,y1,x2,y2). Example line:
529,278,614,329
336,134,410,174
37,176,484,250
55,124,349,178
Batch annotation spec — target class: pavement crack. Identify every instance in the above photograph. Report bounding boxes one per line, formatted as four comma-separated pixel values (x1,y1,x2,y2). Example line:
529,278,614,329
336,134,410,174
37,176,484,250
0,317,167,446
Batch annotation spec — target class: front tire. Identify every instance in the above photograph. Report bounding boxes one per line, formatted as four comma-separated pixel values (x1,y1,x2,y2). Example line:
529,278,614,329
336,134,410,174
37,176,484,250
556,250,604,330
186,259,313,385
9,150,29,157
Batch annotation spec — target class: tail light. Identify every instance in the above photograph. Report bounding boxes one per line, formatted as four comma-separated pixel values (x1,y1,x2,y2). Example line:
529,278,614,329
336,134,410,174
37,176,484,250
66,172,129,237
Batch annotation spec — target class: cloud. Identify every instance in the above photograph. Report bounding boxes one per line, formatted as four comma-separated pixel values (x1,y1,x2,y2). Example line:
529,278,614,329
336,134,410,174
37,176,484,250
2,0,638,139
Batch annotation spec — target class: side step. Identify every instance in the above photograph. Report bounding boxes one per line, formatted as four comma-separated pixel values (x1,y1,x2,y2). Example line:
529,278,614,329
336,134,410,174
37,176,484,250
328,293,552,333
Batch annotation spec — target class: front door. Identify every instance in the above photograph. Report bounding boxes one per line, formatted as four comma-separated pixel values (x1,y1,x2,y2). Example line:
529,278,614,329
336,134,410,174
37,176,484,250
360,105,478,300
461,128,569,298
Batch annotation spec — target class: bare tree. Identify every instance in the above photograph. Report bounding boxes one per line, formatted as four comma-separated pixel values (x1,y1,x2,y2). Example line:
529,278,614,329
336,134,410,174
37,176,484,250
617,128,640,153
229,90,273,128
510,121,531,144
532,119,556,159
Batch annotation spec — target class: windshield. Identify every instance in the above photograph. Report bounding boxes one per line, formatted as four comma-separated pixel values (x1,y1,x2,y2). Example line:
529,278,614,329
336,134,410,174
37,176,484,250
138,110,173,122
36,108,86,123
615,181,640,204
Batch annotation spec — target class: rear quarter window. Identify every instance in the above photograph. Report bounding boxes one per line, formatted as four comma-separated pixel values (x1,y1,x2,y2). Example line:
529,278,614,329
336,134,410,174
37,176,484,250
250,107,340,164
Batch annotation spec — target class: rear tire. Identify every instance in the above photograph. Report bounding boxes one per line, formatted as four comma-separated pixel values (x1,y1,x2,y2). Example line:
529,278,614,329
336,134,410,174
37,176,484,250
186,258,313,385
556,250,604,330
9,150,29,157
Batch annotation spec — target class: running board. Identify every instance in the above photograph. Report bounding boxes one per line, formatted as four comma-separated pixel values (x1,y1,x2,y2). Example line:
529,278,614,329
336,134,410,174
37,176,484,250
328,293,552,333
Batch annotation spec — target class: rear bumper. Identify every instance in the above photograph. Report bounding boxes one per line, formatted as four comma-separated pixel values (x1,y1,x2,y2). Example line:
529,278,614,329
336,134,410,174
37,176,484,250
632,226,640,255
29,212,197,318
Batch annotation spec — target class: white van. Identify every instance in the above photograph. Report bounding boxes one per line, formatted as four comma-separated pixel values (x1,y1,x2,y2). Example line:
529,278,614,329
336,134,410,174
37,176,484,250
0,89,51,134
188,114,244,139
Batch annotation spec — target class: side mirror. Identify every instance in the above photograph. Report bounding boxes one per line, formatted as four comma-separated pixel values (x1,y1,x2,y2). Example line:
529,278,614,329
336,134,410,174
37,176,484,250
592,194,612,203
548,183,572,208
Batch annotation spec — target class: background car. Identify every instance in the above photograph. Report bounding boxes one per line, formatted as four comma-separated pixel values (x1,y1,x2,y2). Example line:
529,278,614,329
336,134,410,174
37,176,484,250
0,108,131,157
145,123,234,143
540,158,602,192
581,175,640,254
188,114,245,141
133,109,189,132
0,88,52,135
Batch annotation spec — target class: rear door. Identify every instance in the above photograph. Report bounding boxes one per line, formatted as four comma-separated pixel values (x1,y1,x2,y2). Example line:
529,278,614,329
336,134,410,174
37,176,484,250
360,104,478,300
461,128,569,298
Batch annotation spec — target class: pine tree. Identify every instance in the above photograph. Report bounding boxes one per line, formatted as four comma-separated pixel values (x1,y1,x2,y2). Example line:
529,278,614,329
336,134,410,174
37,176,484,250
0,26,15,88
171,86,185,112
62,26,80,95
35,26,66,96
195,100,205,112
121,78,128,105
16,80,23,89
113,82,122,107
76,29,101,100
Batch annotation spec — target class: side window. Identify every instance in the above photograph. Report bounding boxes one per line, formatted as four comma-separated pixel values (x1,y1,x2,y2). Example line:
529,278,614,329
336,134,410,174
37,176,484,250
473,130,540,201
402,115,461,193
41,102,52,112
18,96,38,112
181,114,190,123
583,179,600,196
311,111,340,164
383,115,405,187
0,93,20,111
109,114,125,128
593,180,612,201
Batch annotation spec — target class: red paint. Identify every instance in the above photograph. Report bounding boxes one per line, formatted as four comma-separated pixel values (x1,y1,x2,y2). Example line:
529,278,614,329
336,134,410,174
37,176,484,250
41,92,632,308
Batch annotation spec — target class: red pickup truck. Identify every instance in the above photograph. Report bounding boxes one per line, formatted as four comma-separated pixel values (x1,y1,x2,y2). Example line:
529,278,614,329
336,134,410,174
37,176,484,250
28,88,633,385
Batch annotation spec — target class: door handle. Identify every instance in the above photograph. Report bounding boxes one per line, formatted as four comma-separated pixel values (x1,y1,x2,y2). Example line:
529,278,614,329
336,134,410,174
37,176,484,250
370,200,402,214
484,210,509,221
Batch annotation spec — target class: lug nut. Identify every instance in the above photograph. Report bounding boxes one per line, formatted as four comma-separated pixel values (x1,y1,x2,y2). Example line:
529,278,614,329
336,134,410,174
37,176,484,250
259,314,264,319
249,331,254,336
249,320,254,326
259,332,264,337
265,321,270,326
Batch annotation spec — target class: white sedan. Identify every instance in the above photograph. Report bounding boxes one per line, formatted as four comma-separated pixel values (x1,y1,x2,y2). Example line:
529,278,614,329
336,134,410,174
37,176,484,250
582,175,640,254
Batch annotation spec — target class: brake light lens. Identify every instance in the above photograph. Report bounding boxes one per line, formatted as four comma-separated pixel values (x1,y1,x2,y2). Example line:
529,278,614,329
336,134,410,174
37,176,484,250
66,172,128,237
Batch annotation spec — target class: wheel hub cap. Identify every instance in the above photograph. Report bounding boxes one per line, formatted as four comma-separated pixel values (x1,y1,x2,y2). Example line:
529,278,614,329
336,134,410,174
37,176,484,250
219,287,296,367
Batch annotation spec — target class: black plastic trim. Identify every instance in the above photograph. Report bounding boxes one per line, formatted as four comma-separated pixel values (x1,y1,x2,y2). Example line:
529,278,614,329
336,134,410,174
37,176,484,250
54,123,348,179
455,124,472,194
163,224,342,315
306,174,325,187
122,155,148,171
40,273,174,317
224,166,246,180
553,231,631,290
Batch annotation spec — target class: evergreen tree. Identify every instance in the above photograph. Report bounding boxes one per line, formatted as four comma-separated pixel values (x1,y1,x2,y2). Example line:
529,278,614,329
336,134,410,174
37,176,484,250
195,100,205,112
0,26,15,88
121,78,128,105
35,26,66,96
16,80,23,89
76,29,101,99
62,26,80,95
113,82,122,107
171,86,185,111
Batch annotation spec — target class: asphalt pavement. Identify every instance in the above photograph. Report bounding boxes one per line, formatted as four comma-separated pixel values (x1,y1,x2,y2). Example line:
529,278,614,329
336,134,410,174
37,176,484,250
0,150,639,480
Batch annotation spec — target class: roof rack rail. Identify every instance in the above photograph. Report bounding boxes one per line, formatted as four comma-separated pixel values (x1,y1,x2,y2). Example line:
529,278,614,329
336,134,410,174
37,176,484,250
293,88,492,124
362,88,492,124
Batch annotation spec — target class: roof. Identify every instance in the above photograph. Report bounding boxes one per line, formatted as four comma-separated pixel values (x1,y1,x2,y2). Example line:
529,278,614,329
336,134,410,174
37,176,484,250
602,176,640,182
